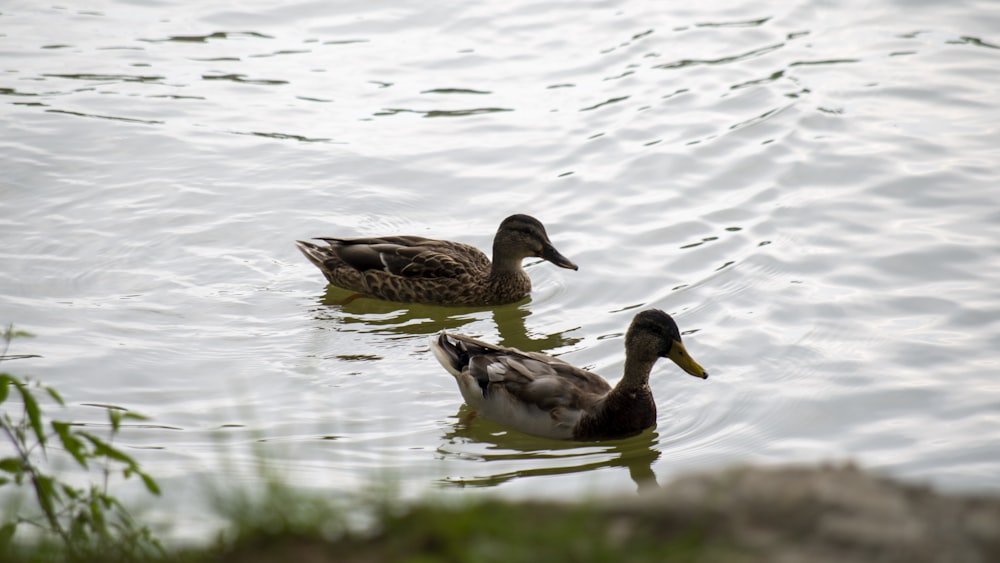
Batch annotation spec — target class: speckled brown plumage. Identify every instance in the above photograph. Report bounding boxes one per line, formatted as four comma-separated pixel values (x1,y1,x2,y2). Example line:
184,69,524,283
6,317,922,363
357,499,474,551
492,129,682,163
296,214,577,306
431,309,709,441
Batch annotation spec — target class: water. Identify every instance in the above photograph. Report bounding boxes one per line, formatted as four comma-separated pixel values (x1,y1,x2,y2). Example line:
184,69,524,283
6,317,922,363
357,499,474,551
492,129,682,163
3,0,1000,540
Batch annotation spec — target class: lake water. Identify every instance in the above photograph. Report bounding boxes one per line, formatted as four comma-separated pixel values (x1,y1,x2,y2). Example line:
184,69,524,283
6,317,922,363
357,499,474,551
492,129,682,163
3,0,1000,541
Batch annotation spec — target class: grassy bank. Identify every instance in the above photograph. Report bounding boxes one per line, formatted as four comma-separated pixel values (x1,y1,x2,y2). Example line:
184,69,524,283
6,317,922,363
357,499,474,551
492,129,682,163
5,463,1000,563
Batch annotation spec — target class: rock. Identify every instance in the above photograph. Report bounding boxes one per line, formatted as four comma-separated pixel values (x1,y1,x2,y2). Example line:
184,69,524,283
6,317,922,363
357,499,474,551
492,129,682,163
616,463,1000,563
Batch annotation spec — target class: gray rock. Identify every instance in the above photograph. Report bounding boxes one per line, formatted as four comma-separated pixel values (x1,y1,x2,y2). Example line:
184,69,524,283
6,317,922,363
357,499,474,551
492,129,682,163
613,463,1000,563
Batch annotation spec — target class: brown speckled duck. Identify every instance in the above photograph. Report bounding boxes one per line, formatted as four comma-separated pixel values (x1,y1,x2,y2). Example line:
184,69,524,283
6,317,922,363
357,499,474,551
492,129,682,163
295,214,577,305
430,309,708,441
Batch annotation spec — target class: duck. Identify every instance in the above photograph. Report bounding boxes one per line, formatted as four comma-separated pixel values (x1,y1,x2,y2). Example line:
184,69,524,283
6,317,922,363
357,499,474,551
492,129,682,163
296,214,577,306
430,309,708,441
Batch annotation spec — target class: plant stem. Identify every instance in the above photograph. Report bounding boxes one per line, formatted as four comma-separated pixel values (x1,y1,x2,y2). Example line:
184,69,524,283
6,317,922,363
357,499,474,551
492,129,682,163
0,420,71,547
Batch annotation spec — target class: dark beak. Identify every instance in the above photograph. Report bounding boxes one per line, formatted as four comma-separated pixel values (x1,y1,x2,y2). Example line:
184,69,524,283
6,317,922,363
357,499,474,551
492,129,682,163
541,244,578,271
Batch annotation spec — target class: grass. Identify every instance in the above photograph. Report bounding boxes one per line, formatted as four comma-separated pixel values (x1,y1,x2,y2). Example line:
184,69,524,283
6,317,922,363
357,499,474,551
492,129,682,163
207,497,740,563
4,477,744,563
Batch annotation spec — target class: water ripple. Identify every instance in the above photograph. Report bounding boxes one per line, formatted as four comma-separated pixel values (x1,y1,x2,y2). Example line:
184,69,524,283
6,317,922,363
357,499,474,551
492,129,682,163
3,0,1000,539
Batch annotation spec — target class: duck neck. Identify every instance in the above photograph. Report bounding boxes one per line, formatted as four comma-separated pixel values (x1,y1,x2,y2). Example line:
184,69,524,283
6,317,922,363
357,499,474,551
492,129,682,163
579,350,657,440
483,250,529,303
616,352,657,392
489,242,528,281
491,237,524,269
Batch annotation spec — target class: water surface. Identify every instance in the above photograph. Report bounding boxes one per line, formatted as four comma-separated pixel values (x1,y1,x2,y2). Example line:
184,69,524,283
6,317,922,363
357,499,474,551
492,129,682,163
2,0,1000,540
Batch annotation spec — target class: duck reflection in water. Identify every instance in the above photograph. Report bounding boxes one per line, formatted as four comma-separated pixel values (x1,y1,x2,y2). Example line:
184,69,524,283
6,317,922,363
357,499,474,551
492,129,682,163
438,406,662,493
314,285,580,353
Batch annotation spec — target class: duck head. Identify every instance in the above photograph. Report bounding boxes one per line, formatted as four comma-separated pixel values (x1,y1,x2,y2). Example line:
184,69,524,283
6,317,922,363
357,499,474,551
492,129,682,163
494,214,578,271
628,309,709,379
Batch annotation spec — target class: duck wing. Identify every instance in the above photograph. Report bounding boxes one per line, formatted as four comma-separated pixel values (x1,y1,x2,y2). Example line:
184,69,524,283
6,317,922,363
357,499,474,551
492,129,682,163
474,351,611,410
432,333,612,438
315,236,490,279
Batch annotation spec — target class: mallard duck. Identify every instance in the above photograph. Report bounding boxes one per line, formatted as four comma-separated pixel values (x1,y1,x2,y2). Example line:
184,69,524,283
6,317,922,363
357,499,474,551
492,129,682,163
430,309,708,441
296,214,577,306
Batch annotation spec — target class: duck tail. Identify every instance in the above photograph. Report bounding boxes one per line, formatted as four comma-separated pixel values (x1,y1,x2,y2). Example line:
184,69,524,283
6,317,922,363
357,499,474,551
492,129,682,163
430,332,470,378
295,240,332,270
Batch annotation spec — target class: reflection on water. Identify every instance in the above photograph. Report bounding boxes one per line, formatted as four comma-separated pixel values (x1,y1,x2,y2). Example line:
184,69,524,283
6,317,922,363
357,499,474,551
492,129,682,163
314,286,580,353
438,406,661,493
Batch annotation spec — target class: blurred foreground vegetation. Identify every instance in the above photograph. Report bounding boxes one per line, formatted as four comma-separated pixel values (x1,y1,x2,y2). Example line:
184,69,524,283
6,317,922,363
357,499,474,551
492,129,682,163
2,326,999,563
6,462,1000,563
